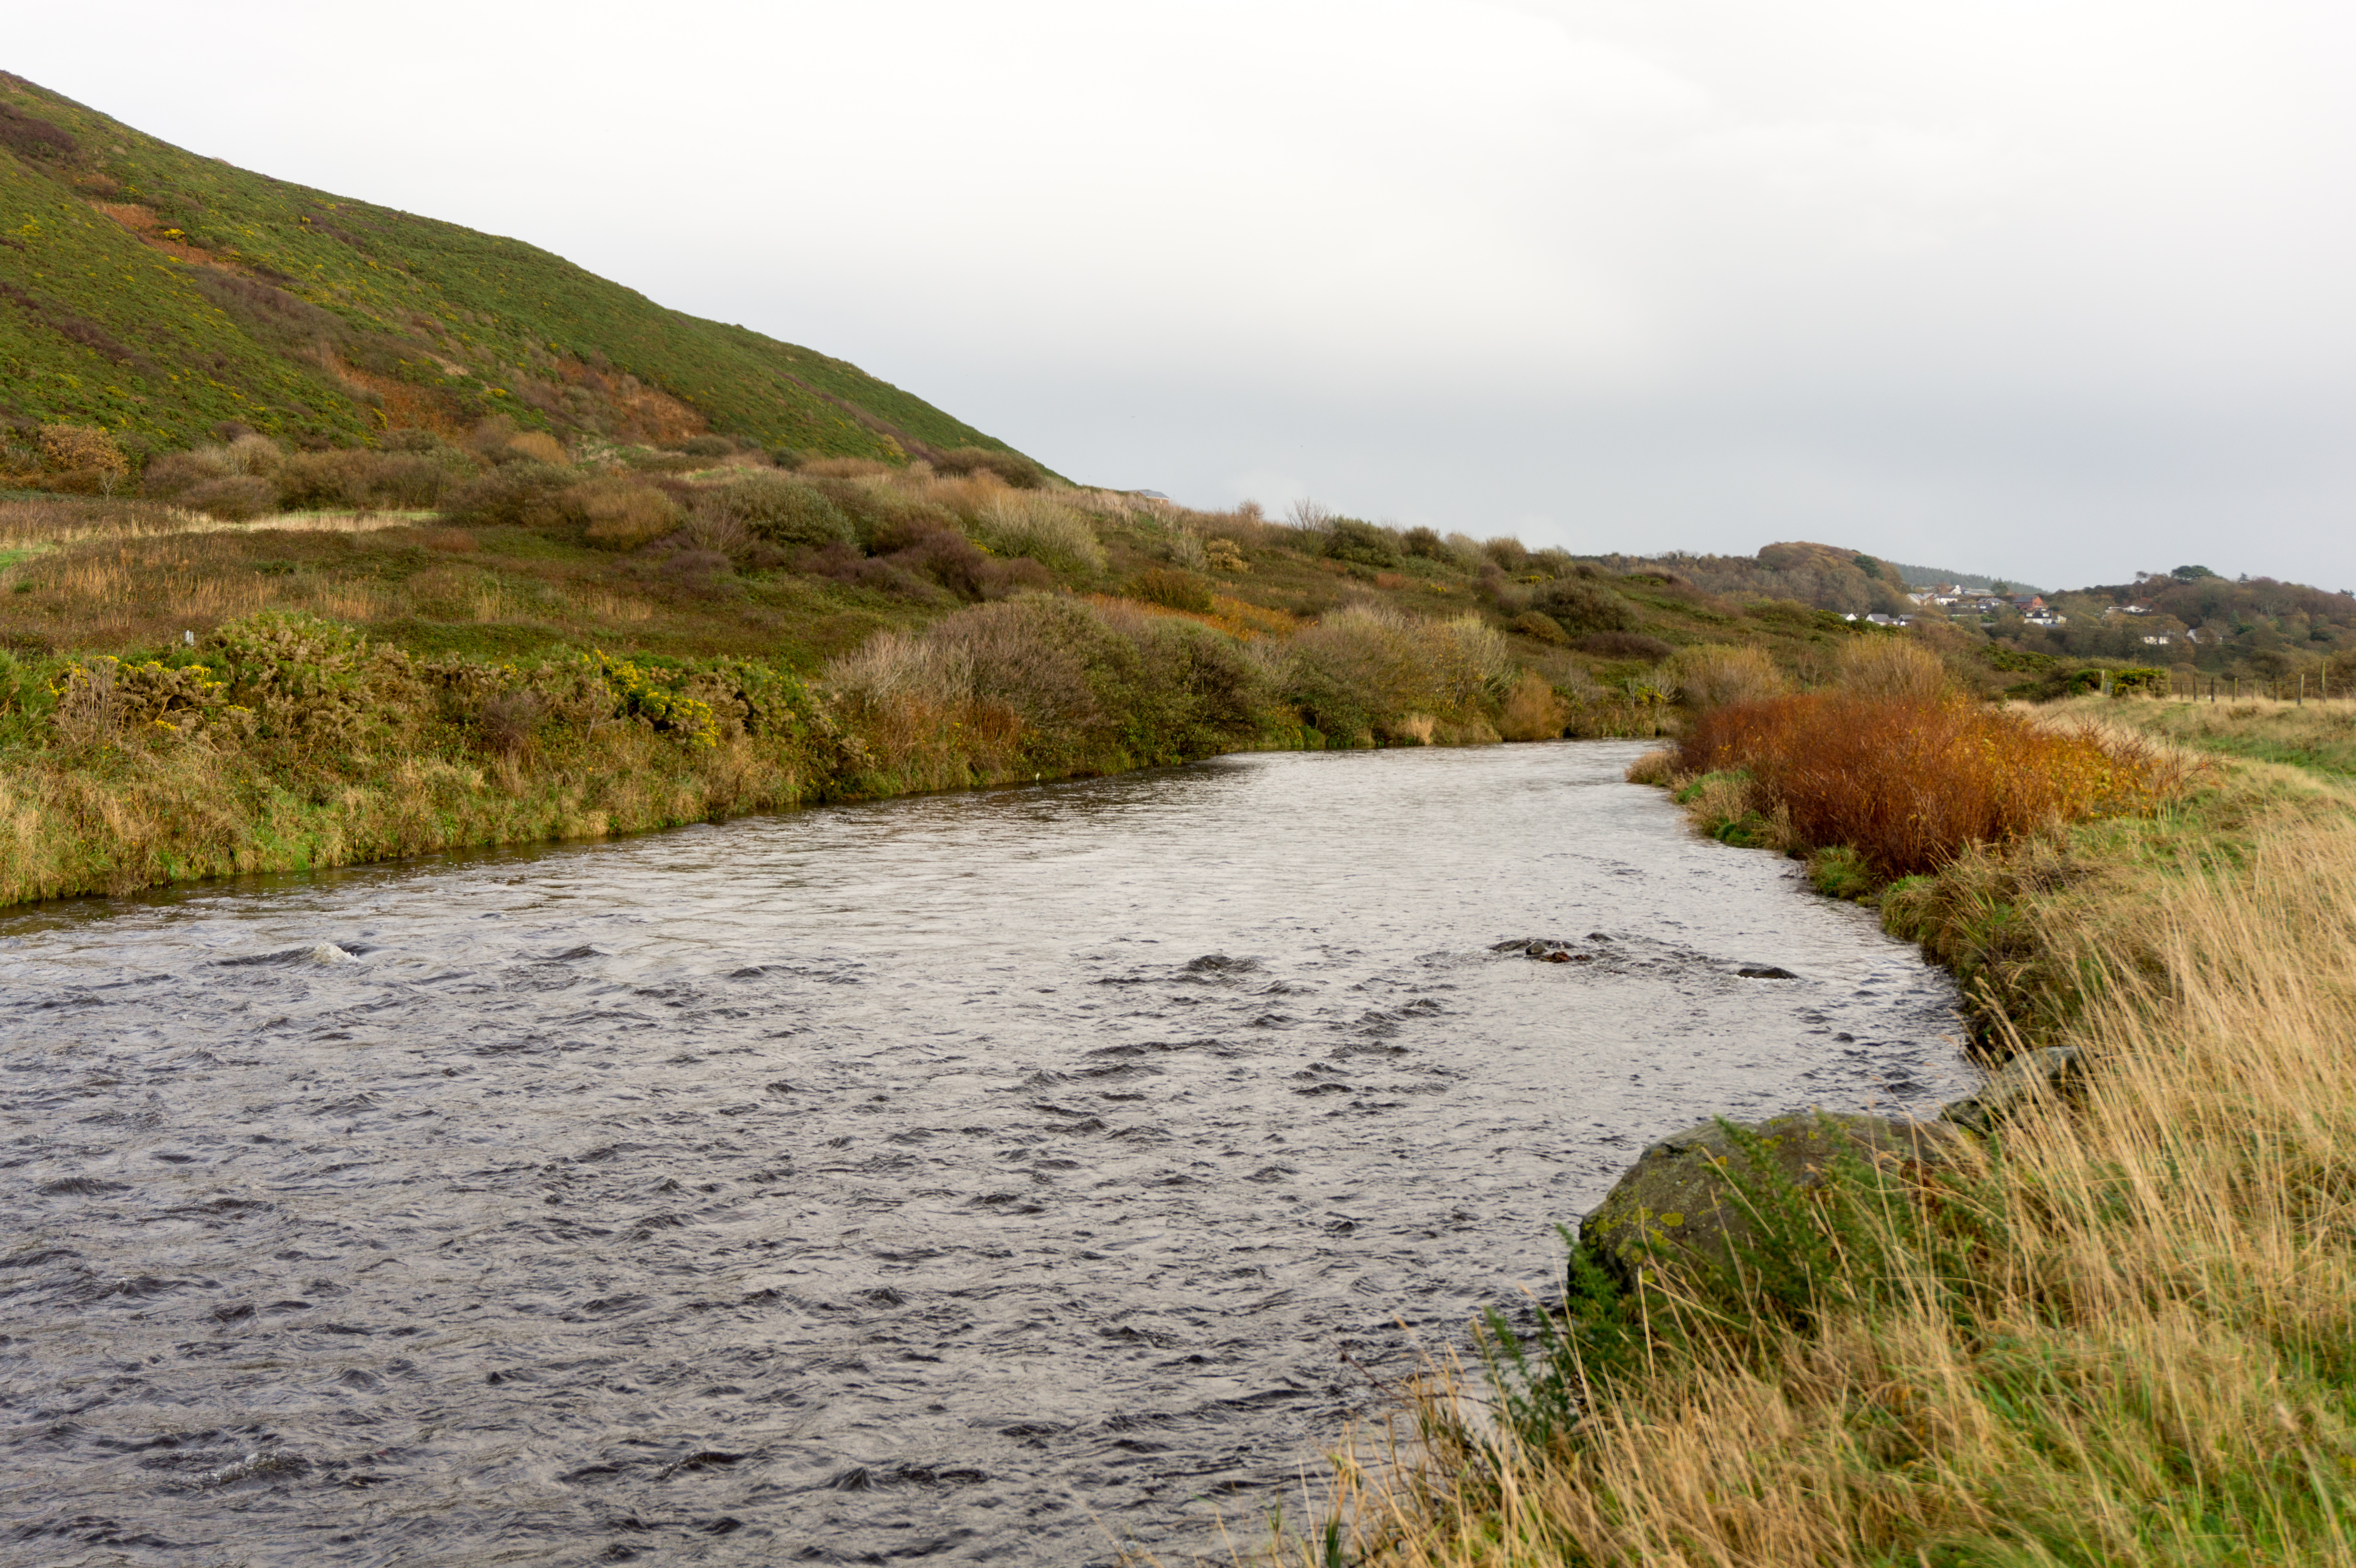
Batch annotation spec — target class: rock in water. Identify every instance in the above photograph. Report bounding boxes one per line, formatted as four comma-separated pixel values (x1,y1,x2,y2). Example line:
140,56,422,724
1579,1110,1957,1301
1938,1046,2082,1134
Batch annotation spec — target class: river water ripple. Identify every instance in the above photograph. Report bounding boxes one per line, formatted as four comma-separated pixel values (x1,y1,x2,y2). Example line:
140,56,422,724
0,743,1971,1565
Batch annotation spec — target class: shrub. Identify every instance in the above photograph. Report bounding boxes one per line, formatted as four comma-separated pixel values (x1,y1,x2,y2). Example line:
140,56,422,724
934,446,1045,488
806,476,959,550
1323,518,1400,568
971,492,1106,576
442,461,580,529
1484,536,1531,573
200,611,424,745
499,431,568,465
477,689,545,757
38,424,128,478
1498,670,1571,740
1401,525,1446,560
181,475,279,521
1680,693,2177,878
142,448,230,499
1534,577,1637,634
1667,644,1786,711
1129,567,1214,613
1204,537,1249,575
1835,636,1949,702
679,435,735,458
1510,611,1571,645
699,473,855,549
223,433,285,477
555,478,680,550
1294,604,1510,740
272,449,456,511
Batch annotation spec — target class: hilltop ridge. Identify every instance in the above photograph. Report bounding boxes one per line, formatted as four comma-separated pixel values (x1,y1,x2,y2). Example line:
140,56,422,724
0,74,1027,466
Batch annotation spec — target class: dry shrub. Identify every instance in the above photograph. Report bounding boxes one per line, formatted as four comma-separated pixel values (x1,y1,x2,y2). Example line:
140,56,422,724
443,461,581,529
1624,746,1681,785
275,449,455,511
561,477,682,550
504,430,568,465
679,505,750,557
38,424,128,478
141,448,230,499
824,632,1003,787
1836,636,1950,702
412,527,478,553
1667,643,1786,711
1204,537,1249,574
223,433,285,477
49,658,122,748
1682,692,2179,877
1295,604,1511,740
1497,670,1571,741
181,475,279,522
1129,566,1214,613
477,689,545,757
970,491,1106,576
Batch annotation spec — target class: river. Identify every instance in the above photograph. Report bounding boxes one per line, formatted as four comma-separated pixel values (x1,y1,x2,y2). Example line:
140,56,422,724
0,742,1971,1566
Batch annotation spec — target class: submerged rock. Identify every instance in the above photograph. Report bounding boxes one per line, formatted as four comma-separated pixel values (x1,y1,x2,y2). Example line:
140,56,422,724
1735,965,1799,980
1580,1110,1958,1297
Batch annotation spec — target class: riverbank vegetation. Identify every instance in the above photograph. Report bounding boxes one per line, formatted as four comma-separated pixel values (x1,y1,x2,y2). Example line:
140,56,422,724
0,430,1924,907
1295,663,2356,1566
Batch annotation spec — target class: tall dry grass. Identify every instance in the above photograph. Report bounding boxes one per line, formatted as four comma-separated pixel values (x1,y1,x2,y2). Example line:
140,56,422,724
1305,806,2356,1568
1666,642,1786,711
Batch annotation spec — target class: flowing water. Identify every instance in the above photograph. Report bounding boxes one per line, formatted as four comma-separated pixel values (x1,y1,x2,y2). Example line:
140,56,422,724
0,743,1972,1566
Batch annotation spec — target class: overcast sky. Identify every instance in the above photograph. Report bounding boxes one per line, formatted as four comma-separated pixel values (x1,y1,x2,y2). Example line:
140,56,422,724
15,2,2356,589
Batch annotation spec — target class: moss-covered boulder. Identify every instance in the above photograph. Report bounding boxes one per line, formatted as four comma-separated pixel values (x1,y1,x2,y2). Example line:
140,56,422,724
1579,1110,1958,1300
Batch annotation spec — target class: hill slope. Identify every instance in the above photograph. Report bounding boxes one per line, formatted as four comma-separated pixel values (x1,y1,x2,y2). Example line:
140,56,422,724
0,73,1023,464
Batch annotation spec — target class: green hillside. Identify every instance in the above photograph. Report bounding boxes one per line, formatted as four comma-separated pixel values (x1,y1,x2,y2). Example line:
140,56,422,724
0,72,1023,464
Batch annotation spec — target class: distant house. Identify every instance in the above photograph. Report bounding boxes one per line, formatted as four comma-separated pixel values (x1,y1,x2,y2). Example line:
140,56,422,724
2141,632,2178,646
2024,612,2066,628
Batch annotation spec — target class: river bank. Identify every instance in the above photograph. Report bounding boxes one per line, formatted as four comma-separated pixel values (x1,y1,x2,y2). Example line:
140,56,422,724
0,592,1524,909
1315,688,2356,1567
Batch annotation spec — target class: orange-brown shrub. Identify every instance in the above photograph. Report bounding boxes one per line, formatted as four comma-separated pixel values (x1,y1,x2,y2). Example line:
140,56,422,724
504,431,568,465
38,424,128,477
1497,670,1571,740
1681,693,2176,878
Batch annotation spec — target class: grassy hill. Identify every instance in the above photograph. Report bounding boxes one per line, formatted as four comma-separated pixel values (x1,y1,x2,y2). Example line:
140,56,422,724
0,73,1023,465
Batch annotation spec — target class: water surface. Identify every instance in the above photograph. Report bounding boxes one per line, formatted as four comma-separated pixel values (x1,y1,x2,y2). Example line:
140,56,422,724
0,743,1970,1565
